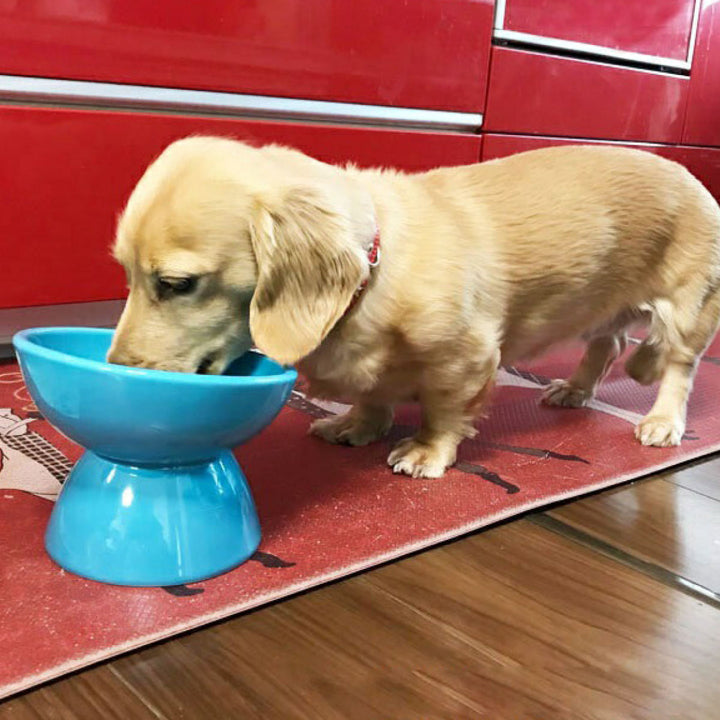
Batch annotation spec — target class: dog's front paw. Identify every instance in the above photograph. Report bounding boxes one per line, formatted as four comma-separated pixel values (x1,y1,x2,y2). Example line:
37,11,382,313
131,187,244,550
310,410,390,447
541,379,591,408
387,437,455,479
635,415,684,447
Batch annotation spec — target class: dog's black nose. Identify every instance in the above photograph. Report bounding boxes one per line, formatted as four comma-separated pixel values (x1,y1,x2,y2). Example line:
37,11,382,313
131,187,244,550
196,356,214,374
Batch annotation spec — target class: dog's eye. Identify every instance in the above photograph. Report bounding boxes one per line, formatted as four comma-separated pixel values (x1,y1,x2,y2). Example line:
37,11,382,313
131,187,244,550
156,275,199,299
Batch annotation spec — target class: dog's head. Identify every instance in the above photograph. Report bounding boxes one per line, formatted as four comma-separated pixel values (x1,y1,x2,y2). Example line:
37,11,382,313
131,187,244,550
108,137,375,373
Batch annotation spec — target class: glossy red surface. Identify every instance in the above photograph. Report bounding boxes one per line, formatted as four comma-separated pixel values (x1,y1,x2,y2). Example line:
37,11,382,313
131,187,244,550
0,105,481,309
661,144,720,203
0,0,493,113
482,133,720,203
503,0,696,61
683,0,720,146
484,47,689,144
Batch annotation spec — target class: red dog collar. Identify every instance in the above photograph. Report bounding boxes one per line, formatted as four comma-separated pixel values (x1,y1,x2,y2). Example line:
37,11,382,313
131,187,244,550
345,227,381,315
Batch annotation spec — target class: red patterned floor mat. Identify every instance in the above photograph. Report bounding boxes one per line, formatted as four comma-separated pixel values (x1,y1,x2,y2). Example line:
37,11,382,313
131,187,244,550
2,338,720,699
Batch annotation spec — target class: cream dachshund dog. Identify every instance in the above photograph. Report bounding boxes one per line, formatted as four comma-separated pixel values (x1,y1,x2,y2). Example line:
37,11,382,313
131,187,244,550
108,137,720,478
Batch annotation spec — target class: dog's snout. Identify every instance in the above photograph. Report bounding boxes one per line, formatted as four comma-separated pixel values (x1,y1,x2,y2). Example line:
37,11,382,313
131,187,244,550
107,350,138,367
106,346,127,366
107,341,144,368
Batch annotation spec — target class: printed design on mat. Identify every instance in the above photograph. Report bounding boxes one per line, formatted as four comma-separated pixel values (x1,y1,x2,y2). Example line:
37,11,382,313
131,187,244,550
493,366,697,439
502,366,647,427
163,584,206,597
0,369,37,414
291,367,653,430
287,366,603,493
0,407,69,500
0,369,70,500
162,551,297,596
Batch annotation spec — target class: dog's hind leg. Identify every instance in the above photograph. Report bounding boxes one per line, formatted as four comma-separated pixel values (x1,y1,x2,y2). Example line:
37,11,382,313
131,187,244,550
625,334,664,385
635,286,720,447
542,331,627,408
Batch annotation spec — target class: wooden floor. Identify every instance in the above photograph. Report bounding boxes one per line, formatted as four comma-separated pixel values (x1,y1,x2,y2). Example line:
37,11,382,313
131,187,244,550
3,456,720,720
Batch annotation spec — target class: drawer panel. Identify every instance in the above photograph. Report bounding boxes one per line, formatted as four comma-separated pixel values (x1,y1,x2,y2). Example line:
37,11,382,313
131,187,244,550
482,133,720,202
0,105,481,308
0,1,494,113
484,47,688,144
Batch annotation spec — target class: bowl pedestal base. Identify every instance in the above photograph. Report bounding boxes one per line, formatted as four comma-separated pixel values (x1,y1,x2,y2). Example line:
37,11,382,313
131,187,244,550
46,449,261,586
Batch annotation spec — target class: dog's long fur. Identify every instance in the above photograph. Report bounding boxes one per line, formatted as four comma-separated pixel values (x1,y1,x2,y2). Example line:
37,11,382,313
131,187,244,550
109,137,720,477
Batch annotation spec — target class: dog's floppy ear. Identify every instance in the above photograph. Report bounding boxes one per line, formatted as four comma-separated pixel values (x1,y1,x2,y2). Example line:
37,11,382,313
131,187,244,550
248,187,365,365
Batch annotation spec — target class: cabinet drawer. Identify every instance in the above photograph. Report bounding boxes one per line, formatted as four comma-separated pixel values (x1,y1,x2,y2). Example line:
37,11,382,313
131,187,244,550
1,105,481,309
683,1,720,146
482,133,720,203
499,0,697,64
0,0,494,113
484,47,688,144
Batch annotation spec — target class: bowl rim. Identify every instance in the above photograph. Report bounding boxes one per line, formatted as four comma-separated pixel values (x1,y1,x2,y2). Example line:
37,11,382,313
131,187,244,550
13,326,298,388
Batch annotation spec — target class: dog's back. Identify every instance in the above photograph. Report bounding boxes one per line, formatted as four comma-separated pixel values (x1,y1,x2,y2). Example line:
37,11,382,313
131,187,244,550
419,146,720,361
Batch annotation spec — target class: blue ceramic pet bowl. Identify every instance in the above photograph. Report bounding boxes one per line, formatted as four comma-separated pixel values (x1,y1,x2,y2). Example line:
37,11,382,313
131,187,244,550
13,327,296,587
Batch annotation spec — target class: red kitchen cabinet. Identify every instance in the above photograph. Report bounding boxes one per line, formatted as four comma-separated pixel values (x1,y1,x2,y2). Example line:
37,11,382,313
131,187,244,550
483,132,588,158
683,0,720,147
482,133,720,204
482,132,633,159
499,0,697,64
0,1,494,114
665,145,720,202
483,47,689,144
0,105,481,309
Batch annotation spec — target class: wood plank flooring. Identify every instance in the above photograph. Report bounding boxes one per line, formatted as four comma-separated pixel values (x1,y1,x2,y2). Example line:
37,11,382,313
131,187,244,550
3,456,720,720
